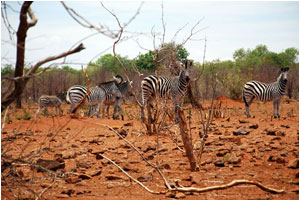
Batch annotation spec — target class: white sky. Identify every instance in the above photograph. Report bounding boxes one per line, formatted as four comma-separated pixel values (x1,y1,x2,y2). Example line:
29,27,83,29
1,1,299,69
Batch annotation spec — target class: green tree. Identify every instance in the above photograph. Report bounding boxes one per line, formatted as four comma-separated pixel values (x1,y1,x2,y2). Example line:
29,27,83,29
134,51,155,71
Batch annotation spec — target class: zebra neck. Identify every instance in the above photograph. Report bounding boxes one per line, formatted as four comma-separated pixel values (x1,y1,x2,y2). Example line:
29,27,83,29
276,78,287,95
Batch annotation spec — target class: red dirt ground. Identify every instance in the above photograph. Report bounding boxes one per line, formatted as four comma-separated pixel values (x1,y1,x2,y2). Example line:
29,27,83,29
1,96,299,200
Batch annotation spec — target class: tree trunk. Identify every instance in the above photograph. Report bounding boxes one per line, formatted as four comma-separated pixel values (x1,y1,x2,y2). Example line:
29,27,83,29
178,109,198,171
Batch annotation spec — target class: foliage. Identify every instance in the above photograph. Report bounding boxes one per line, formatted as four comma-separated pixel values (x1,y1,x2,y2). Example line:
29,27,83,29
88,54,132,74
1,64,14,77
134,51,155,71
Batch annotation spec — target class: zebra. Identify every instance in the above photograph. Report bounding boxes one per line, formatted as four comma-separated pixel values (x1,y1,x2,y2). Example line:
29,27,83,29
242,67,289,118
141,61,192,124
101,80,133,120
66,85,107,118
35,95,63,119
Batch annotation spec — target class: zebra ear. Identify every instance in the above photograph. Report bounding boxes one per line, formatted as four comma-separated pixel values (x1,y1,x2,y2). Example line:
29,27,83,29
280,68,284,72
185,60,188,70
286,67,289,72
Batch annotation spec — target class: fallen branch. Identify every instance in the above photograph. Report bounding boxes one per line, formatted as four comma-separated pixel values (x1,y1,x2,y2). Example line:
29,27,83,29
2,106,9,129
171,179,285,194
100,153,163,194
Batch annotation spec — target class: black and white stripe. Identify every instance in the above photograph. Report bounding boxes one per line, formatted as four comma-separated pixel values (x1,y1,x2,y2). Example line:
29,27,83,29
141,61,191,124
66,85,106,118
102,80,133,120
35,95,62,119
242,67,289,118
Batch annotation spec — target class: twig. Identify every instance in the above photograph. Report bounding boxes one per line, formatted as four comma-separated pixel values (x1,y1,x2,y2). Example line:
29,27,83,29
95,123,155,168
36,175,57,200
171,179,285,194
2,106,10,130
100,153,163,194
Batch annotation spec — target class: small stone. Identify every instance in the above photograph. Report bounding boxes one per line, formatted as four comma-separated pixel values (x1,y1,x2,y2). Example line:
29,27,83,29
65,176,80,184
190,172,202,184
226,153,241,164
175,192,186,199
137,175,153,182
249,124,259,129
214,159,225,167
288,159,299,169
165,191,175,198
266,130,276,136
233,127,250,136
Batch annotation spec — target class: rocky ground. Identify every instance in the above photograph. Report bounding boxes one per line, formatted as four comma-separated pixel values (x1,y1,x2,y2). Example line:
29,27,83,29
1,96,299,200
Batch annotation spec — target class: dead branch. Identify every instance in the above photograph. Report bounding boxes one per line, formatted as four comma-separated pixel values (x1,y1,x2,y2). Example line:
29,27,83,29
1,106,10,130
178,109,198,171
2,67,51,81
70,66,90,113
100,153,163,194
171,179,285,194
27,43,85,77
96,123,155,168
61,2,118,39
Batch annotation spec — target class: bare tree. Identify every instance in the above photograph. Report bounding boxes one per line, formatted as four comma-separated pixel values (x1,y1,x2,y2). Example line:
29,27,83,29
1,2,85,111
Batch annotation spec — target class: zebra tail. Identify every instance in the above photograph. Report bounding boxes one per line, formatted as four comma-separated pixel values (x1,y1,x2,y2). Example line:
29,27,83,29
66,89,71,104
242,90,249,107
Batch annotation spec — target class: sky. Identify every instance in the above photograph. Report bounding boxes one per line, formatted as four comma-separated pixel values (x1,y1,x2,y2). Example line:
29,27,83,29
1,1,299,69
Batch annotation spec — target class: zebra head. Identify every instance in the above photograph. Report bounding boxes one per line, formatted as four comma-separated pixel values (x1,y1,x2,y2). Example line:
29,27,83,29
180,60,192,83
280,67,289,84
113,75,123,84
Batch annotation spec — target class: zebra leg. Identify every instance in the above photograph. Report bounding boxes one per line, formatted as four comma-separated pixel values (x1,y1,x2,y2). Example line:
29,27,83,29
277,100,281,119
273,99,278,118
244,96,254,118
175,105,180,124
44,107,48,117
35,106,41,119
106,104,110,119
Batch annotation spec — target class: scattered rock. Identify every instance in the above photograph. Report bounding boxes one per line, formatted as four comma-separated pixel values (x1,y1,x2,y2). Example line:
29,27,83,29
65,176,80,184
246,148,255,153
61,189,75,196
216,149,230,157
137,175,153,182
106,175,123,180
280,124,290,129
123,122,133,127
214,159,225,167
239,120,249,124
76,161,91,169
226,153,241,164
287,159,299,169
36,159,65,172
175,192,186,199
268,155,286,164
165,191,175,198
249,124,259,129
140,142,156,153
118,129,128,138
266,129,276,136
79,174,92,180
190,172,202,184
233,127,250,136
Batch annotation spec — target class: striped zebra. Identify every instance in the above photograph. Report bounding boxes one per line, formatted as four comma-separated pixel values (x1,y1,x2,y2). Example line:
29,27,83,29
66,85,107,118
242,67,289,118
141,61,192,124
35,95,63,119
101,80,133,120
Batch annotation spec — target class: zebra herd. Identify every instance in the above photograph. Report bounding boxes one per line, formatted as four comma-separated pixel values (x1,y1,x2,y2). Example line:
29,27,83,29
35,63,290,121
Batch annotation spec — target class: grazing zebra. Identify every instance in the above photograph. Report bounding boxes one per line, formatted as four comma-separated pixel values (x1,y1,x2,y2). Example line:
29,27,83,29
102,80,133,120
56,92,67,102
242,67,289,118
35,95,63,119
141,61,192,124
66,85,107,118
